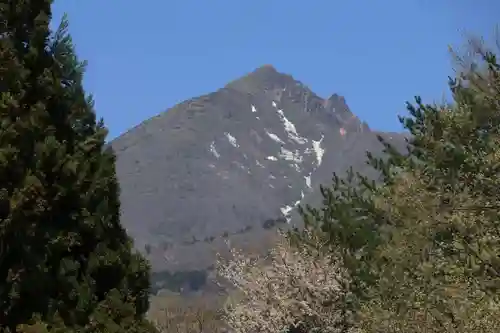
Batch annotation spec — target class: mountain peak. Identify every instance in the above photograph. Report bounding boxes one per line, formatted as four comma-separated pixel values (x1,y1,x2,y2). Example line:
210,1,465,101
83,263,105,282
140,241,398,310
225,65,293,94
253,64,278,73
326,93,346,104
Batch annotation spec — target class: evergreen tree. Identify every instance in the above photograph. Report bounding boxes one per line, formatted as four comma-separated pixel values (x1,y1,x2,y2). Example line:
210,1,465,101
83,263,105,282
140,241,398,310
358,42,500,333
0,2,155,332
292,38,500,332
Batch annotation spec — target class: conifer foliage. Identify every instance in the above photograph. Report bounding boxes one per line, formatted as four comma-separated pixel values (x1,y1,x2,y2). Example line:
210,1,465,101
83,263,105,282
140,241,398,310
359,42,500,333
294,39,500,332
0,1,155,332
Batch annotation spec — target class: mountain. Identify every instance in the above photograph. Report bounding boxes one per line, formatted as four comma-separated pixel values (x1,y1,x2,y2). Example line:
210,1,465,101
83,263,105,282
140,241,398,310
110,65,408,283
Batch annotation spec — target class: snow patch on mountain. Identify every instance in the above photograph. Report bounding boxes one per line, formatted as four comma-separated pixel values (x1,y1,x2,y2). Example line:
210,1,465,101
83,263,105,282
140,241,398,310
280,205,293,222
312,135,325,166
293,191,305,207
265,129,285,144
272,102,308,145
209,141,220,159
225,132,239,148
304,174,312,188
281,190,306,223
279,147,302,164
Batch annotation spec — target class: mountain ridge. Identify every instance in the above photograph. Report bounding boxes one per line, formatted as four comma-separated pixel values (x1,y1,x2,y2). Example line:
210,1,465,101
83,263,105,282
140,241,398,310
109,65,408,277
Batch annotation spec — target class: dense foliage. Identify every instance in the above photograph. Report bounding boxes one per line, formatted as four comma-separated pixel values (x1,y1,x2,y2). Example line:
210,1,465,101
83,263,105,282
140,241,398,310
0,1,155,332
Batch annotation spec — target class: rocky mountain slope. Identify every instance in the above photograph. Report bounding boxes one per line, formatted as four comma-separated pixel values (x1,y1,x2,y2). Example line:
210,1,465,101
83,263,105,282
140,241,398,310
110,65,408,280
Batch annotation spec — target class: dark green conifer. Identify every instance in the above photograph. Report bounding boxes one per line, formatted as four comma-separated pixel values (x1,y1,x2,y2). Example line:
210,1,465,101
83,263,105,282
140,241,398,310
0,1,155,332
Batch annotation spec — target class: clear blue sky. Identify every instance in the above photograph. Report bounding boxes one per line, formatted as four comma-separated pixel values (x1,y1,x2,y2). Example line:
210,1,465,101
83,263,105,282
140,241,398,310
52,0,498,140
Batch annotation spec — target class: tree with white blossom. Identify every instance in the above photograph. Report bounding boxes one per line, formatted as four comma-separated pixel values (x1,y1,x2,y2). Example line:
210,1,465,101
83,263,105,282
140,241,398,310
216,229,358,333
